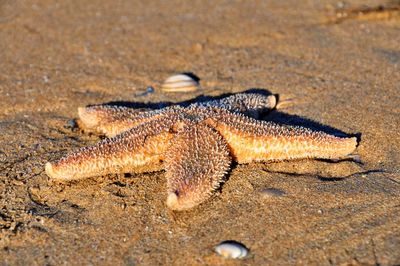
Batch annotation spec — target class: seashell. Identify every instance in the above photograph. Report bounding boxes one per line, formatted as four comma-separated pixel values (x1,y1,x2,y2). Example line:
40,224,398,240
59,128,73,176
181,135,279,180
161,73,200,92
260,188,286,198
214,240,249,259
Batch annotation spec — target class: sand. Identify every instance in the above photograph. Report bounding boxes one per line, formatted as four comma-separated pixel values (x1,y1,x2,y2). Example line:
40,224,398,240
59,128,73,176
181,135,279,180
1,0,399,265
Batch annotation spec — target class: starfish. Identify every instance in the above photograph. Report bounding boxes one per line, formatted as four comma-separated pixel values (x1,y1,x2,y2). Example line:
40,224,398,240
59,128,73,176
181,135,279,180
45,93,358,211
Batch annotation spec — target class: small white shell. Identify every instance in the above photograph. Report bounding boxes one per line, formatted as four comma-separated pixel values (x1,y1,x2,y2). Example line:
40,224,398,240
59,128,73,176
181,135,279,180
161,73,199,92
214,241,249,259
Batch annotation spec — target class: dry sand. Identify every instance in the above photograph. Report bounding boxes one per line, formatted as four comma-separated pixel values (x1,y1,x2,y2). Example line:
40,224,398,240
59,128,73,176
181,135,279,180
1,0,400,265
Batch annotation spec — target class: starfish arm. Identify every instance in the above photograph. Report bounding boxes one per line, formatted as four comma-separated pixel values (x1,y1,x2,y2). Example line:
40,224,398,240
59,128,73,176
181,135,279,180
196,93,277,118
207,110,358,163
45,114,178,180
78,105,163,137
165,122,231,211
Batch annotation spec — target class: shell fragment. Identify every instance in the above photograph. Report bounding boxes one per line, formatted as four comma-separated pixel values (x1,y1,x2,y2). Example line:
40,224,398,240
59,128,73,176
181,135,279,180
214,240,249,259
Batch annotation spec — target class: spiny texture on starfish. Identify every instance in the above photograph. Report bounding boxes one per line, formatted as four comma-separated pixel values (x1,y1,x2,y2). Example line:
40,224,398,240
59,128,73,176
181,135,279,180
45,93,358,211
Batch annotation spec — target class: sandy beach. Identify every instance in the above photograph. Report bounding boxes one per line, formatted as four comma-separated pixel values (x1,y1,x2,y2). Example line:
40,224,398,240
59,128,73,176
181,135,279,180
1,0,399,265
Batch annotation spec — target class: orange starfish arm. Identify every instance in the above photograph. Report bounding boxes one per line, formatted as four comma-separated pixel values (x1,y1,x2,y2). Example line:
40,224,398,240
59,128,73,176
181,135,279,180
165,123,231,211
208,110,357,163
45,115,177,180
78,105,158,137
196,93,277,118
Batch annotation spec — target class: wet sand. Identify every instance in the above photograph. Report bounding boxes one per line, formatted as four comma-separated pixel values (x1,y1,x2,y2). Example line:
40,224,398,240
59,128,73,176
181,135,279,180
1,0,399,265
